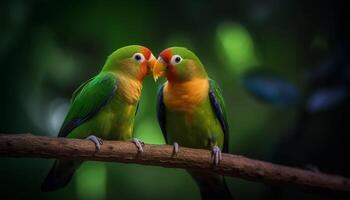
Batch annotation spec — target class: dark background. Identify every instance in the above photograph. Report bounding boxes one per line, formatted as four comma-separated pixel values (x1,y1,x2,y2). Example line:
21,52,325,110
1,0,349,199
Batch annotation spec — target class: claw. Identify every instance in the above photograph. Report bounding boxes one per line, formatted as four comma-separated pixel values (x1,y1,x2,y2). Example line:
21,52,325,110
132,138,144,153
172,142,179,156
86,135,103,150
211,145,222,166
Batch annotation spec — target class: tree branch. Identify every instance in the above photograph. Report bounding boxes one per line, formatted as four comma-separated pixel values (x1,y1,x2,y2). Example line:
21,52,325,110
0,133,349,193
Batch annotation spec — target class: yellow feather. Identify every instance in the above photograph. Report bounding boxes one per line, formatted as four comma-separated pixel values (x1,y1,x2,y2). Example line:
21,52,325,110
115,74,142,104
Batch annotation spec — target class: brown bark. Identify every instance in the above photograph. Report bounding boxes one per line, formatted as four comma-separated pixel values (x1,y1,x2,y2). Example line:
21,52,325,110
0,133,349,193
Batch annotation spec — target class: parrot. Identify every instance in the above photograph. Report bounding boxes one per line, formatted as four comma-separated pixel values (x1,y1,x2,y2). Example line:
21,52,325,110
41,45,156,191
153,47,232,200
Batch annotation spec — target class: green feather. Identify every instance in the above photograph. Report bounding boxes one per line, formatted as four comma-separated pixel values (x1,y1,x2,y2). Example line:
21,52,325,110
159,81,226,150
209,79,229,152
156,47,232,199
42,45,147,191
70,77,94,103
59,72,117,137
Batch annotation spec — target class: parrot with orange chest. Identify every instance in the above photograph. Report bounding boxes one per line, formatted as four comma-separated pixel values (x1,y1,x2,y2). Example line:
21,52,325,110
41,45,156,191
153,47,232,200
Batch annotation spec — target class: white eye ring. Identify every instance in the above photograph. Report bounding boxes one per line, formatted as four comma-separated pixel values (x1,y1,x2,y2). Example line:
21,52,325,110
133,53,145,63
170,55,183,65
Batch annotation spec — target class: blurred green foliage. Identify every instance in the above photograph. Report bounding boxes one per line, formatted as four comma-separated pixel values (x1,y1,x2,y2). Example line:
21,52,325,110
217,22,258,74
1,0,348,200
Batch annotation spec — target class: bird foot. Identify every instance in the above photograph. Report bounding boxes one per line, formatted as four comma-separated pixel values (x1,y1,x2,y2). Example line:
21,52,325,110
211,145,222,166
172,142,179,156
86,135,103,150
132,138,144,153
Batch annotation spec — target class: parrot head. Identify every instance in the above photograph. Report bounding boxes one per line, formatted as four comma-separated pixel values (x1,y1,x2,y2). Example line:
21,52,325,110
102,45,156,81
153,47,207,83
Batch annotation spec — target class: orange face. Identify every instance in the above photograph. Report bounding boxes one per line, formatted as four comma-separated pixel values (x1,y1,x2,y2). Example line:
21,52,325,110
152,49,172,81
136,46,156,80
153,47,207,83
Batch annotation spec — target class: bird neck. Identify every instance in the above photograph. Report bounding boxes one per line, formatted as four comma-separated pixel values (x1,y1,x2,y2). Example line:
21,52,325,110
114,73,142,104
164,78,209,112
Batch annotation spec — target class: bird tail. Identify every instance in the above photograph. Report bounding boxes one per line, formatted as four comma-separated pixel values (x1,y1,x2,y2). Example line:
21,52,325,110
188,170,233,200
41,159,82,192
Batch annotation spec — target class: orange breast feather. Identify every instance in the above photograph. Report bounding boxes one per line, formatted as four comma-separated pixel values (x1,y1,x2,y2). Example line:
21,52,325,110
164,78,209,112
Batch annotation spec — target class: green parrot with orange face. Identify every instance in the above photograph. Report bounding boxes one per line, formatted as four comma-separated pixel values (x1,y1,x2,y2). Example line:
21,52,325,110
153,47,232,200
41,45,156,191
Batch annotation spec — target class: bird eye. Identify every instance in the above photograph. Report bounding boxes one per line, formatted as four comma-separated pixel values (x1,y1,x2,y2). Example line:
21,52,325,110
170,55,183,65
133,53,145,63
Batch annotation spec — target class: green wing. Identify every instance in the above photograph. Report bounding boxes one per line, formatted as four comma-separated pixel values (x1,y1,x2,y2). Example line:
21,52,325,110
208,79,229,153
70,77,95,103
58,72,117,137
